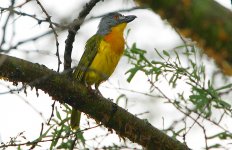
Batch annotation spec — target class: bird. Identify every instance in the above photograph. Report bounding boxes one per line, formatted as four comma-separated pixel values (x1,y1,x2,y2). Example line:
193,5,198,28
71,12,136,130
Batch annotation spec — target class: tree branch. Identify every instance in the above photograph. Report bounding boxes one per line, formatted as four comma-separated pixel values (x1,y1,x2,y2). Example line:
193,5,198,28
64,0,101,71
136,0,232,75
0,53,190,150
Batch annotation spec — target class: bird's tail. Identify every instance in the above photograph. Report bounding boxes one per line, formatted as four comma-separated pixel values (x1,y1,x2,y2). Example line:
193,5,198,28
70,108,81,130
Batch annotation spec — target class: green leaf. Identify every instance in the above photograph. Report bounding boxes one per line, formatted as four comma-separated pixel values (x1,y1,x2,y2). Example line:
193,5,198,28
154,49,165,60
76,131,86,147
50,125,64,150
131,47,146,55
125,66,142,83
216,83,232,91
116,94,128,108
30,125,54,144
163,50,170,57
55,107,62,120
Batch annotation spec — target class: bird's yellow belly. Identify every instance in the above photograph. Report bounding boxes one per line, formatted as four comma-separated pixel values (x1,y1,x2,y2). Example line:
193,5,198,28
84,40,123,85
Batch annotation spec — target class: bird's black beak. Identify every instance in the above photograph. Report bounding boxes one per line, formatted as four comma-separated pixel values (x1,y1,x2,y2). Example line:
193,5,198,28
123,15,137,23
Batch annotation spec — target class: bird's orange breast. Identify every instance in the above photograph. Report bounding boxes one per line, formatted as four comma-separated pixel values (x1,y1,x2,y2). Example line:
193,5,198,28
103,23,127,55
84,23,127,85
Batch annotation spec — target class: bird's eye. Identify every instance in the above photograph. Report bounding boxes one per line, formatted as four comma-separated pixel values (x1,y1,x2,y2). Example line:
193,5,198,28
114,15,119,20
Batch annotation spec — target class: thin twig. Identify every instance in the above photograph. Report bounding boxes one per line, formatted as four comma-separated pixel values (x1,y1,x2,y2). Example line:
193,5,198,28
0,7,12,49
47,101,56,125
0,6,63,28
35,0,61,72
14,0,32,8
149,80,210,149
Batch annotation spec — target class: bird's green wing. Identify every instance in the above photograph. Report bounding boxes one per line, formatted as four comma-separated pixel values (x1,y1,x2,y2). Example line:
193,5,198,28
73,34,103,81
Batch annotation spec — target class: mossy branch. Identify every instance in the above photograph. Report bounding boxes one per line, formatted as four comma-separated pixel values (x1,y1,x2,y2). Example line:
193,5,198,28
0,54,190,149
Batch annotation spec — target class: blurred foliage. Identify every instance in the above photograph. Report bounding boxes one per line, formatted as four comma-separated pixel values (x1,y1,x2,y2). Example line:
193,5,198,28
124,20,232,148
124,41,232,149
125,42,232,117
135,0,232,76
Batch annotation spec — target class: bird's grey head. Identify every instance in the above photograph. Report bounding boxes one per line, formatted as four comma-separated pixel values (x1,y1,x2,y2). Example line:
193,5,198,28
97,12,136,35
